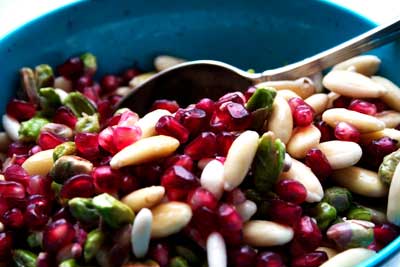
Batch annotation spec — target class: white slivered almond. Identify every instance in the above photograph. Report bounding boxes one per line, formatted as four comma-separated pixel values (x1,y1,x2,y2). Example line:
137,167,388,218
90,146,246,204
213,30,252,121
287,125,321,159
322,108,385,133
256,77,315,99
283,153,292,172
54,76,72,92
154,55,186,72
110,135,179,169
243,220,294,247
276,90,301,101
267,96,293,144
376,111,400,128
131,208,152,258
236,200,257,222
223,131,259,191
201,159,224,200
129,72,156,88
2,115,20,141
322,70,386,98
22,149,54,176
122,186,165,212
304,93,329,115
135,109,171,138
0,174,4,181
317,141,362,169
198,158,213,170
151,202,192,238
372,75,400,112
387,164,400,226
115,86,131,97
0,132,11,153
332,166,388,197
309,72,323,93
279,158,324,202
332,55,381,76
319,248,376,267
316,247,338,259
327,92,341,109
360,128,400,144
207,232,227,267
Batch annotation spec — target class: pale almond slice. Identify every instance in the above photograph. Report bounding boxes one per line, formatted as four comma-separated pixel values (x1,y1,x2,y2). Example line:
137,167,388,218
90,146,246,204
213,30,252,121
131,208,152,258
243,220,294,247
327,92,341,109
317,141,362,169
22,149,54,176
287,125,321,159
376,111,400,128
135,109,171,138
207,232,227,267
129,72,156,88
256,77,315,99
372,75,400,112
319,248,376,267
236,200,257,222
360,128,400,144
2,115,20,141
304,93,329,115
276,90,301,101
332,55,381,76
122,186,165,212
316,247,338,259
267,96,293,144
200,159,224,200
387,164,400,226
154,55,186,72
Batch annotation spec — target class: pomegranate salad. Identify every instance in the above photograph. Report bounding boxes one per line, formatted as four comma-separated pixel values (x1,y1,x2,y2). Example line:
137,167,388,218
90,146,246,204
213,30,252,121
1,53,400,267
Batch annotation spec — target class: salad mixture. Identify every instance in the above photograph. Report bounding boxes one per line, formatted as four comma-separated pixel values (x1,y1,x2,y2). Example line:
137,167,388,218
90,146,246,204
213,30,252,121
0,53,400,267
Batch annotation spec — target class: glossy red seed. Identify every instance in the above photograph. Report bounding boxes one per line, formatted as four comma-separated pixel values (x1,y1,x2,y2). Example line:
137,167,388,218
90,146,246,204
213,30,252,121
195,98,215,117
0,181,25,199
374,224,398,245
98,127,117,154
291,251,328,267
37,252,54,267
53,107,78,128
256,251,285,267
82,85,100,103
2,208,24,228
7,142,31,157
161,165,199,190
305,149,333,181
119,174,140,195
210,102,252,131
229,245,257,267
6,99,36,121
38,131,66,150
293,105,314,127
315,120,333,142
368,240,384,252
175,107,208,135
14,154,29,165
217,92,246,106
27,175,52,196
348,99,377,116
184,132,217,160
187,187,218,211
106,113,122,127
149,242,170,267
75,74,93,92
0,199,9,217
151,99,180,113
363,137,398,168
122,68,141,84
163,154,194,172
113,126,142,151
292,216,322,256
56,243,83,262
4,164,30,187
60,174,95,199
108,94,122,106
75,132,99,159
57,57,84,80
92,166,121,194
275,179,307,205
156,116,189,143
43,219,76,252
192,206,218,237
0,232,13,260
368,99,388,112
101,74,121,93
332,96,351,108
134,163,162,186
288,97,306,111
29,145,43,155
334,122,360,142
244,86,257,101
25,195,50,230
218,204,243,245
269,199,302,226
118,110,139,127
183,224,207,249
224,188,246,205
166,188,188,201
217,131,236,157
97,99,114,122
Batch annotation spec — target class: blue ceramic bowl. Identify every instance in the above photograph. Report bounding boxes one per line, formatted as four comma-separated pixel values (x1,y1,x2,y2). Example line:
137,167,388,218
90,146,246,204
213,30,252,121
0,0,399,266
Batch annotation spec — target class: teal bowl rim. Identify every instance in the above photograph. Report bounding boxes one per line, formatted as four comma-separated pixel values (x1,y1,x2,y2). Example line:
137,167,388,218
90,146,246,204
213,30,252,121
0,1,399,266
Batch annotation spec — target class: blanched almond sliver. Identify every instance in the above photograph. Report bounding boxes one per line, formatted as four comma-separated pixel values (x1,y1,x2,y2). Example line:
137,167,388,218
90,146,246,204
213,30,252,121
122,186,165,212
332,55,381,76
256,77,315,99
154,55,186,72
317,141,362,170
22,149,54,176
243,220,294,247
319,248,376,267
135,109,171,138
287,125,321,159
304,93,329,115
376,111,400,128
372,75,400,112
207,232,227,267
267,96,293,144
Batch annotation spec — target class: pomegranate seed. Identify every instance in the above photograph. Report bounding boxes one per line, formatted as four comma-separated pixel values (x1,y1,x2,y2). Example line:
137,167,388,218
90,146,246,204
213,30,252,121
368,240,384,252
52,207,74,222
368,99,388,112
97,99,114,122
122,68,141,84
37,252,54,267
29,145,42,155
175,107,208,135
293,105,314,127
57,57,84,80
113,126,142,151
216,92,246,106
184,132,217,160
187,187,218,211
195,98,215,117
60,174,95,199
275,179,307,204
43,219,76,252
229,245,257,267
119,174,140,195
101,74,121,93
161,165,199,190
192,206,218,237
151,99,180,113
0,232,12,260
0,181,25,199
14,154,29,165
149,242,170,267
332,96,351,108
75,74,93,92
134,163,162,186
106,113,122,127
269,199,302,226
163,154,194,172
363,137,398,168
166,188,188,201
7,142,31,157
210,102,252,132
6,99,36,121
118,110,139,127
156,116,189,143
224,188,246,205
27,175,52,196
315,121,333,142
244,86,257,101
291,251,328,267
218,204,243,245
256,251,285,267
56,243,83,262
334,122,360,142
291,216,322,256
2,208,24,228
348,99,377,116
183,224,207,248
108,94,122,106
305,149,333,181
53,107,78,128
0,199,9,216
25,195,50,230
75,132,99,159
99,127,117,154
374,224,398,245
92,166,121,194
82,85,100,103
38,131,66,150
217,131,236,157
4,164,30,187
288,97,306,111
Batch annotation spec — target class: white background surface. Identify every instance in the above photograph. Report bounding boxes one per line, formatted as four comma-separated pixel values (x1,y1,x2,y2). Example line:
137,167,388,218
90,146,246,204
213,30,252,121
0,0,399,266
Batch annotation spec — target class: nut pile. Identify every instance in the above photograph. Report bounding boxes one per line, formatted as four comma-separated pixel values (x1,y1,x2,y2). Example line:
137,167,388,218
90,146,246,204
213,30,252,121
0,54,400,267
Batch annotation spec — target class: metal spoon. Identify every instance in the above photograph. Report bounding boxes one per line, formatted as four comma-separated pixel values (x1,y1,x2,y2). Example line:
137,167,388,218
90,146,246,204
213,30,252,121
118,18,400,115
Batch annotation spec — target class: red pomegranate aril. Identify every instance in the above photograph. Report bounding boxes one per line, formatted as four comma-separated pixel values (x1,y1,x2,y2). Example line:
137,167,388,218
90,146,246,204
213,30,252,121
316,120,333,142
217,131,236,157
38,131,66,150
6,99,36,121
184,132,217,160
0,199,9,216
82,85,100,103
97,99,114,122
195,98,215,117
291,251,328,267
175,108,208,135
218,204,243,232
348,99,377,116
93,166,121,194
288,97,306,112
52,207,74,222
374,224,398,245
269,199,302,226
0,181,25,199
192,206,218,236
149,242,170,267
53,107,78,128
60,174,95,199
244,86,257,101
7,142,31,157
75,132,99,159
56,243,83,262
122,68,141,84
368,98,388,112
217,92,246,106
305,149,333,181
0,232,12,260
155,116,189,143
75,74,93,92
119,174,140,195
134,163,162,186
101,74,121,93
43,219,76,252
113,126,142,151
229,245,257,267
163,154,194,172
161,165,199,190
29,145,42,155
332,96,351,108
275,179,307,205
99,127,117,154
4,164,30,187
224,188,246,205
210,102,252,131
108,94,122,106
25,196,50,230
166,188,188,201
27,175,52,196
293,105,314,127
368,240,384,252
118,110,139,127
292,216,322,255
106,113,122,127
187,187,218,211
57,57,84,80
256,251,285,267
151,99,180,113
2,208,24,228
334,122,361,142
363,137,398,168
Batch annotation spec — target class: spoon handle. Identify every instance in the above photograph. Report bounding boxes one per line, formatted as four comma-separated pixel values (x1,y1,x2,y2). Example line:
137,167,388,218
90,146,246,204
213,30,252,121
255,18,400,82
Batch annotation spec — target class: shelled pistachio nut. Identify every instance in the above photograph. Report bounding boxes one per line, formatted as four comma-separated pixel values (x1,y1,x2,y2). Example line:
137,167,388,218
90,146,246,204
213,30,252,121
327,220,374,249
379,148,400,184
50,155,93,183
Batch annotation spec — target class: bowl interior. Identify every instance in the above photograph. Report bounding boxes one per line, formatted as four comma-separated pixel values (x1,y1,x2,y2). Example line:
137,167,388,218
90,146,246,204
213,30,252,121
0,0,400,266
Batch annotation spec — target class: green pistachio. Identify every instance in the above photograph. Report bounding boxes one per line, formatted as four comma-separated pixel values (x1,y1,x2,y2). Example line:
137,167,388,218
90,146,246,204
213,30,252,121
42,123,74,140
246,87,277,112
35,64,54,89
53,142,77,161
27,232,43,249
169,256,188,267
84,229,105,262
327,220,374,250
175,246,200,265
50,155,93,183
13,249,37,267
18,117,50,142
63,92,96,117
68,197,99,223
313,202,337,230
347,206,372,222
39,87,61,115
75,113,100,133
323,187,353,213
20,67,39,104
92,193,135,228
59,259,78,267
379,148,400,185
80,52,97,75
